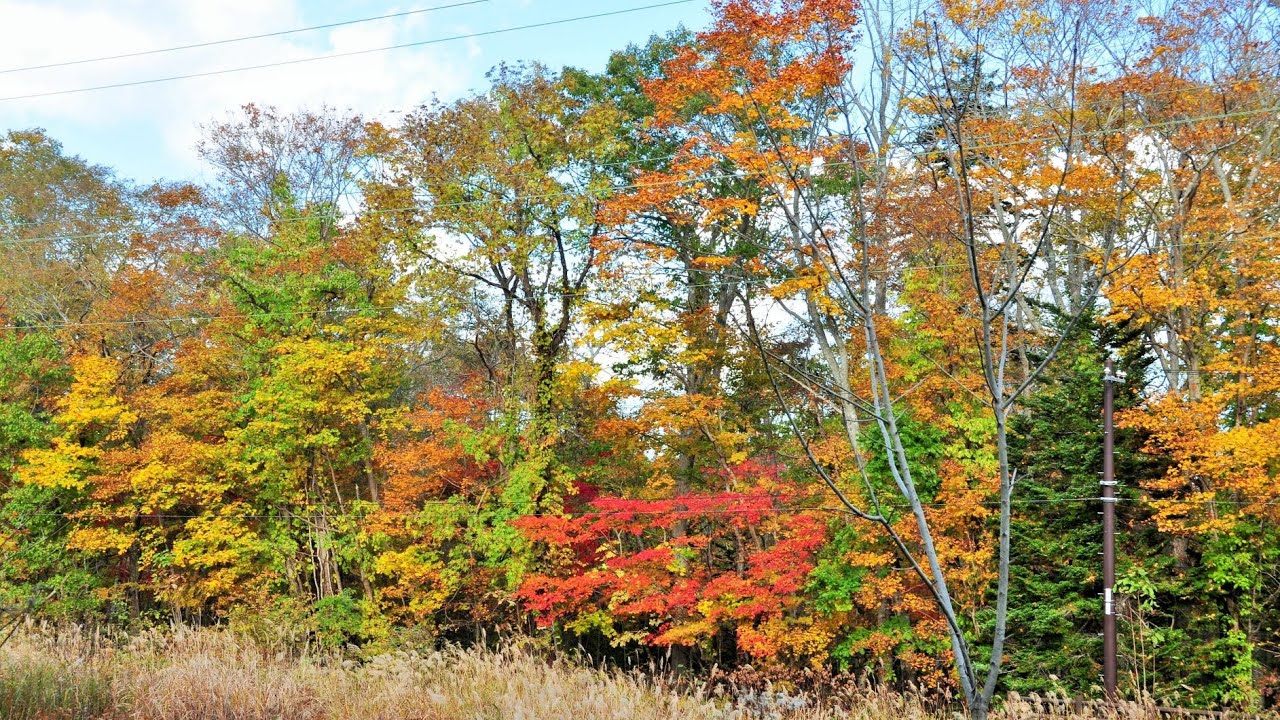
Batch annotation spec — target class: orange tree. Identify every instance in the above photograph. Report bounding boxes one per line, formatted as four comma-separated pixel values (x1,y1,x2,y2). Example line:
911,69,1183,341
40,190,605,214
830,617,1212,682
593,1,1139,716
1099,0,1280,706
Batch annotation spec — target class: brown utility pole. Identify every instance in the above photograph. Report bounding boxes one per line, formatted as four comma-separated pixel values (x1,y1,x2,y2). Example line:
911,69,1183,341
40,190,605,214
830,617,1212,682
1102,359,1119,700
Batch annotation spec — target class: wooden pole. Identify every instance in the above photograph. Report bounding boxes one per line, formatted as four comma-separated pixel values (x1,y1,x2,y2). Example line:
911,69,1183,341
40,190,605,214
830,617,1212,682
1102,359,1118,700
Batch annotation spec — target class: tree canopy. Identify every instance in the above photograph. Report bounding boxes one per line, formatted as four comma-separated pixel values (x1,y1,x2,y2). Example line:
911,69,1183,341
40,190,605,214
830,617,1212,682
1,0,1278,714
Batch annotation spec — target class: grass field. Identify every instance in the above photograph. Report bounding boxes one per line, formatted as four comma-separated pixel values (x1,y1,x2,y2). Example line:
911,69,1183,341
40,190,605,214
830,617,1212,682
0,624,1166,720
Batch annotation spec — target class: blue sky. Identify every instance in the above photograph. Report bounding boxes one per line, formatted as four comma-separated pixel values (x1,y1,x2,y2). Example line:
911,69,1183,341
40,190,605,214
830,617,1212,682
0,1,709,184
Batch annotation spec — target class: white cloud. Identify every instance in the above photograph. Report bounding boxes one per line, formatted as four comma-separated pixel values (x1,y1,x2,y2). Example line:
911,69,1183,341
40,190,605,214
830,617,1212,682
0,1,473,178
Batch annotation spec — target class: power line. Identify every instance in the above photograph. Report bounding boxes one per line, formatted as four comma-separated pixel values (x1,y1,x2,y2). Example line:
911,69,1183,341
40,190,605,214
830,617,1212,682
0,1,697,103
0,495,1276,524
0,107,1274,333
0,152,692,238
0,281,775,331
1,224,1272,334
3,73,1273,234
6,231,1280,333
0,1,487,76
3,103,1276,249
4,229,1280,332
0,302,454,331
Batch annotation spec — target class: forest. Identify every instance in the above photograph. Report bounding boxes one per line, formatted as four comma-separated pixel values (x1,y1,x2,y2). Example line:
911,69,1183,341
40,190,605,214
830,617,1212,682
1,0,1278,716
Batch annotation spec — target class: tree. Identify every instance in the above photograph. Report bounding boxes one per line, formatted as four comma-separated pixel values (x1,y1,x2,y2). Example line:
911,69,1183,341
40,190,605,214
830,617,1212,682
624,0,1138,715
0,130,134,327
387,64,624,505
199,104,368,239
1097,1,1280,706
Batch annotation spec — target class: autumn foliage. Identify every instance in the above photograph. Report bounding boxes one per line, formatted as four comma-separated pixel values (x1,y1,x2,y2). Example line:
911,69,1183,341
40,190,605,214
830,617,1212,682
0,0,1278,713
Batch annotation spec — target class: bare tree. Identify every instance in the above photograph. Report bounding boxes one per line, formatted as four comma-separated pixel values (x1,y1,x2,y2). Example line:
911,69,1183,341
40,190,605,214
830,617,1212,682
198,104,367,239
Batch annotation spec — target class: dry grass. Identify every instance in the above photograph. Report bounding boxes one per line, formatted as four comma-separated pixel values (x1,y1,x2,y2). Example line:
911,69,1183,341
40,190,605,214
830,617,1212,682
0,624,1173,720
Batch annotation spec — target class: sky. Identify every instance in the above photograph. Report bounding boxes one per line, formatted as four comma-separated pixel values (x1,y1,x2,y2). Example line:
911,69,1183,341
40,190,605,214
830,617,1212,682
0,0,709,185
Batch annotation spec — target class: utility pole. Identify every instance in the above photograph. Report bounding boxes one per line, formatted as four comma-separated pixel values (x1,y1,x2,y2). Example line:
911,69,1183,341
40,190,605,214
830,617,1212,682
1102,359,1119,700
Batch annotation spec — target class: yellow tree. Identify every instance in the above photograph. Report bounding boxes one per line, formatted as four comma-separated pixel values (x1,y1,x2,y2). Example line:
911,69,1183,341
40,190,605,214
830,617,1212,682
386,64,624,505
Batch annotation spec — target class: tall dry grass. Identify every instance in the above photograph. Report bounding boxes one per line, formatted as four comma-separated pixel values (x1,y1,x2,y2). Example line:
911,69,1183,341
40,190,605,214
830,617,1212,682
0,623,1175,720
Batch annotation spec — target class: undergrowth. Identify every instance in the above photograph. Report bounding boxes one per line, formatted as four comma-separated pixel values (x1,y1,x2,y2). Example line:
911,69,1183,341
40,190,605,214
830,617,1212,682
0,623,1196,720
